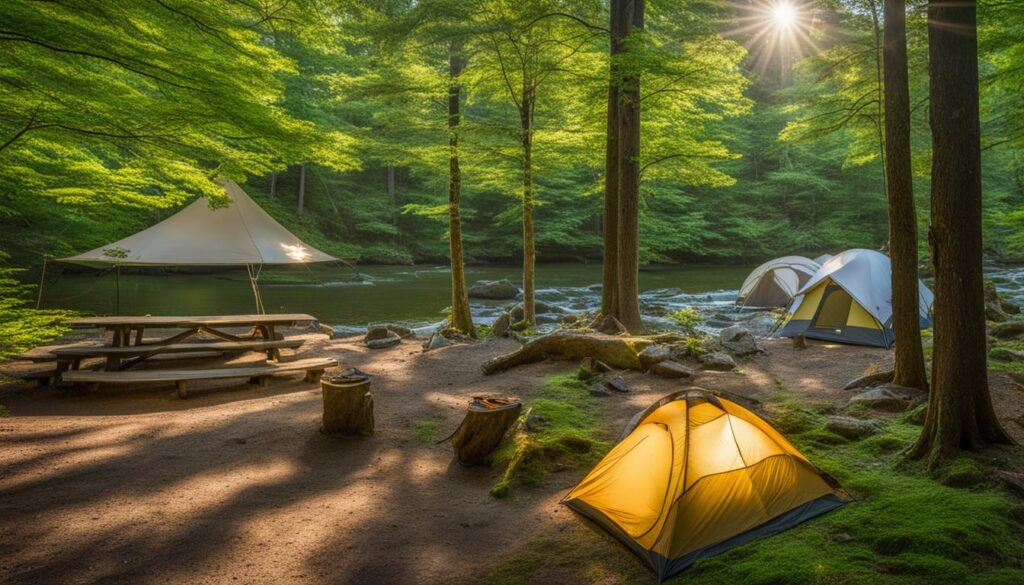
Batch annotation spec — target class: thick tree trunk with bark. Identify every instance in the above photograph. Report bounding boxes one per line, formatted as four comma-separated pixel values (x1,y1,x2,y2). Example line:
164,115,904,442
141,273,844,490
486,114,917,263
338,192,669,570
883,0,928,391
451,397,522,466
614,0,644,333
297,163,306,214
909,0,1014,467
480,331,654,375
521,83,537,327
601,35,621,317
448,48,475,337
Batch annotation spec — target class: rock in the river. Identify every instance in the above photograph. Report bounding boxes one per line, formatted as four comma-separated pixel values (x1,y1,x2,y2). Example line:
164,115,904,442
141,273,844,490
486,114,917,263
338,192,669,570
638,345,673,370
370,322,415,339
719,326,759,357
649,360,695,379
985,282,1010,322
847,384,926,412
588,383,612,397
603,376,629,393
422,333,450,352
1002,299,1021,315
991,320,1024,339
594,314,627,335
366,331,402,350
468,279,519,300
700,352,737,372
508,300,567,323
989,346,1024,362
825,416,881,440
491,312,511,337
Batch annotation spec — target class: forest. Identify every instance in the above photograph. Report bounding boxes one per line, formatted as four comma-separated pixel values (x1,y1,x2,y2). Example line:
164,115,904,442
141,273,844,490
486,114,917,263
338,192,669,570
2,0,1022,273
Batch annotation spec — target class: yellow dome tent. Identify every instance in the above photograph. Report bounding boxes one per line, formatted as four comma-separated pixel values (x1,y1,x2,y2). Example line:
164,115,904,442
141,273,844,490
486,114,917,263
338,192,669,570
563,390,849,581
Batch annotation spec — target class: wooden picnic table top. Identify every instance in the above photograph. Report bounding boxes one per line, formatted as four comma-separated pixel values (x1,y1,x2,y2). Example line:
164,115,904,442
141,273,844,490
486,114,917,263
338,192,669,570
70,314,317,329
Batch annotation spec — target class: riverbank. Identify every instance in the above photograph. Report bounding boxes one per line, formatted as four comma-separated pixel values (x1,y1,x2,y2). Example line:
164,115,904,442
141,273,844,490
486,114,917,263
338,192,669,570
1,332,1022,584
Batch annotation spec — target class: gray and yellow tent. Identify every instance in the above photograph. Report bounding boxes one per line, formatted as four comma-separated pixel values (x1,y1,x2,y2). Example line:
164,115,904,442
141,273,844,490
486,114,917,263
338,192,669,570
779,249,933,348
563,390,848,581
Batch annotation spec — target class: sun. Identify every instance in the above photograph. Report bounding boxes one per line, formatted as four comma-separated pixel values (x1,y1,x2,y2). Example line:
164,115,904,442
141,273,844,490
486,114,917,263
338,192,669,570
772,2,798,29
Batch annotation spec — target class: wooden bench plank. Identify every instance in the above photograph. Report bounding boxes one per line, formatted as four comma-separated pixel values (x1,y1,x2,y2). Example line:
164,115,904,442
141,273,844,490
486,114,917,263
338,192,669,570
62,357,337,398
51,339,304,358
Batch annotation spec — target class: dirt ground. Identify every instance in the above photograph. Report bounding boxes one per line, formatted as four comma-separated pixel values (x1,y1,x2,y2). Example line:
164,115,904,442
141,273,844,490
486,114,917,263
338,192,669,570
1,333,1022,585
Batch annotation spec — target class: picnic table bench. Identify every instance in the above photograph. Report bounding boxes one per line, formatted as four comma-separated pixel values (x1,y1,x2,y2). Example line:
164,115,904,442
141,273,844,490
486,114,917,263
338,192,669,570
61,357,337,398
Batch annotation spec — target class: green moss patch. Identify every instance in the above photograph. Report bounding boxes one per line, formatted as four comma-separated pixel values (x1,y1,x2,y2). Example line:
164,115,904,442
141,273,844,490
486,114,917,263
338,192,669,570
490,374,609,498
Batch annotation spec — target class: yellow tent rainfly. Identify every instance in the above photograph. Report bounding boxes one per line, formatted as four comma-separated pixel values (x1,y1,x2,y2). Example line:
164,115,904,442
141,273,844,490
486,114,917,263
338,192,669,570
779,249,934,348
563,390,849,582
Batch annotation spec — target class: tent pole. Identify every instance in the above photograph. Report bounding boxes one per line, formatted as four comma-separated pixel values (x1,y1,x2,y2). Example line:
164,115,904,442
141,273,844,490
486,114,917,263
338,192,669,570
115,264,121,316
247,264,265,315
36,257,48,309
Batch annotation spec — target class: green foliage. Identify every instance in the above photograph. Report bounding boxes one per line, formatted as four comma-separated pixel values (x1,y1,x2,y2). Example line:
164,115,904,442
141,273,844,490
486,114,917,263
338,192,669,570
490,374,609,498
668,307,704,328
0,254,75,358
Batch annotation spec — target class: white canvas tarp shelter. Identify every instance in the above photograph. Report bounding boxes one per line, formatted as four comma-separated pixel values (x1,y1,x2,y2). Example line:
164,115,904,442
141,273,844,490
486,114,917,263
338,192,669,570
813,254,832,265
737,256,821,308
61,180,337,266
54,180,340,313
779,249,934,348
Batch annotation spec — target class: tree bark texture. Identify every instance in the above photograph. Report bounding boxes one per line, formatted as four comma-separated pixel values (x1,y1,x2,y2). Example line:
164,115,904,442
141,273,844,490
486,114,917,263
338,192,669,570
909,0,1014,467
448,48,476,337
321,377,374,436
480,331,654,375
883,0,928,390
521,82,537,327
614,0,645,333
601,21,622,317
451,397,523,466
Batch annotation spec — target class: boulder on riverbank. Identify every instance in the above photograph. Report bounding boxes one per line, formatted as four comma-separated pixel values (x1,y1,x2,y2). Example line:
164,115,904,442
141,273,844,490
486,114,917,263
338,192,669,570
700,351,737,371
468,279,519,300
719,326,759,357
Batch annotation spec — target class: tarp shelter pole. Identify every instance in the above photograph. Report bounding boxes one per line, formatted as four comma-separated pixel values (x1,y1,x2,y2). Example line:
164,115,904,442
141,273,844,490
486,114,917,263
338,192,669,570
247,264,265,315
115,264,121,316
36,257,49,309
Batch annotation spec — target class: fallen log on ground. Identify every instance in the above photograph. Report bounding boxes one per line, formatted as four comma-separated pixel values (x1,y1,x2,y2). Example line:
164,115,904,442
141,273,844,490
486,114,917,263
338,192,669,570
481,331,654,375
451,396,522,466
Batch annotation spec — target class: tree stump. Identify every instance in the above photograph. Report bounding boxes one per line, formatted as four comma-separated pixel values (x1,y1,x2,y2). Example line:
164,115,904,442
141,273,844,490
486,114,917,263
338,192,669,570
321,369,374,436
451,396,522,466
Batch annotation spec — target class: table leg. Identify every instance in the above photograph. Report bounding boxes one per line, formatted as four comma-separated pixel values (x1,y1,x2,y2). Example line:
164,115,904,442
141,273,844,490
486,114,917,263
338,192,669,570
134,327,145,345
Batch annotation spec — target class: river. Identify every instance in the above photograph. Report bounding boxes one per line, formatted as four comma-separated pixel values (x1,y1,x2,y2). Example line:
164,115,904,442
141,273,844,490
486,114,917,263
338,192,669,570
38,262,1024,336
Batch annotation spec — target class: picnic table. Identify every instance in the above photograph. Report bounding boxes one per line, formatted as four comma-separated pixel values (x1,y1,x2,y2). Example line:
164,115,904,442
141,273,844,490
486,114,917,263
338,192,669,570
70,314,316,347
61,314,317,373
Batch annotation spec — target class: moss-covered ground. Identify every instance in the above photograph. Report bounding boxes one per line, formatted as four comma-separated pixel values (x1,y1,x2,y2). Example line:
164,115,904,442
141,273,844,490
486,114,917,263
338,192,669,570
475,376,1024,585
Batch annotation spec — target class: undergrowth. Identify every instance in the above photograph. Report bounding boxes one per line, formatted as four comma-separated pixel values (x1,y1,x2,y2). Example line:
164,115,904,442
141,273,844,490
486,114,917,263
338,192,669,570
475,383,1024,585
490,374,609,498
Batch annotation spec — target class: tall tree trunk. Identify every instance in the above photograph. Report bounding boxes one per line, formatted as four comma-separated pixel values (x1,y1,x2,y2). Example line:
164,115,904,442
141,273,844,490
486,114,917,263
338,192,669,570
447,47,475,337
520,83,537,327
601,19,622,317
614,0,644,333
298,163,306,214
909,0,1014,467
270,171,278,198
869,0,888,189
883,0,928,390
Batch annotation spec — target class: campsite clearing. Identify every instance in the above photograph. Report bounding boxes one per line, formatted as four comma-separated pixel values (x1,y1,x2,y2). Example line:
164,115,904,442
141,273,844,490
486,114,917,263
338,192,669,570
1,333,1022,584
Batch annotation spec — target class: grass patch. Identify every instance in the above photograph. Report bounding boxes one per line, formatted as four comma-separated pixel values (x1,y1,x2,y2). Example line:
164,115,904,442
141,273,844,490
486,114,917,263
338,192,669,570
411,416,448,444
477,385,1024,584
490,374,609,498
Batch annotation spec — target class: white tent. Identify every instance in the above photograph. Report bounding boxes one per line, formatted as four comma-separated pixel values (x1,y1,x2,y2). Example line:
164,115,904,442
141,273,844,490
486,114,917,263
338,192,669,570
813,254,832,265
779,249,934,347
737,256,821,308
56,180,339,313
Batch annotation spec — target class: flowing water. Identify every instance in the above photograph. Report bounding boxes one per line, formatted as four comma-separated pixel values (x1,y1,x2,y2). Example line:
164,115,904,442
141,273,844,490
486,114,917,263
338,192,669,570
38,262,1024,336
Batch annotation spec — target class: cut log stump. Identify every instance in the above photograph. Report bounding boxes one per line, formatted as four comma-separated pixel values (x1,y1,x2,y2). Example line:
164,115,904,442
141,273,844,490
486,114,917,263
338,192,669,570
481,331,653,375
321,369,374,436
452,396,522,466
